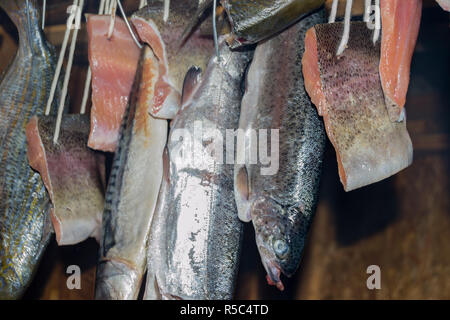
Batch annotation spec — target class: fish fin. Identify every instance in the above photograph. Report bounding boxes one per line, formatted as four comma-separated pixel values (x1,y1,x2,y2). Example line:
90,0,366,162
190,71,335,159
177,0,214,47
143,272,162,300
234,164,252,222
181,66,203,107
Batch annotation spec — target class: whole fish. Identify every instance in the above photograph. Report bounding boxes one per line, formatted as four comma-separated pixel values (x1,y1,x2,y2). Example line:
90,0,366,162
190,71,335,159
185,0,325,48
302,22,413,191
131,0,214,119
0,0,60,299
234,10,326,290
95,46,167,300
144,40,252,300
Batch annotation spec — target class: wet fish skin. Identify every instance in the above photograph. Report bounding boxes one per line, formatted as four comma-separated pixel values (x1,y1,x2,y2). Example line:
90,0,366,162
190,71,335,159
234,10,326,290
222,0,325,48
145,41,252,300
96,46,167,300
0,0,60,299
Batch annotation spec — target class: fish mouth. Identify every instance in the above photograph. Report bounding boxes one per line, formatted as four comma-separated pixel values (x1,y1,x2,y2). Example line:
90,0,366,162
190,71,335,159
262,259,285,291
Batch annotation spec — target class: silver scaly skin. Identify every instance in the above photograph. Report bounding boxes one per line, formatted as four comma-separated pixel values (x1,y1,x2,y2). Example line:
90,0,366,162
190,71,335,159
0,0,60,299
144,41,252,300
234,9,326,291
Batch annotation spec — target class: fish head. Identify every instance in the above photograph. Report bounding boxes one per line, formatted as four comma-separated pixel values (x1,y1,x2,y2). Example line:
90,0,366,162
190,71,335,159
251,198,305,291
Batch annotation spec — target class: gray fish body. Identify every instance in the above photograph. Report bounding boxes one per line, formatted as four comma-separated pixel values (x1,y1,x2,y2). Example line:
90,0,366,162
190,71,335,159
95,47,167,300
0,0,59,299
234,10,326,289
145,42,252,300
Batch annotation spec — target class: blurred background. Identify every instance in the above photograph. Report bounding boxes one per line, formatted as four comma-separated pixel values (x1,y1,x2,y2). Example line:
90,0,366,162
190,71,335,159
0,0,449,299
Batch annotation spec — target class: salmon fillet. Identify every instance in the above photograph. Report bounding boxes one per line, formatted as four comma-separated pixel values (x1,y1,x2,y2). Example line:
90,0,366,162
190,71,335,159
87,15,141,152
379,0,422,122
302,22,413,191
26,115,105,245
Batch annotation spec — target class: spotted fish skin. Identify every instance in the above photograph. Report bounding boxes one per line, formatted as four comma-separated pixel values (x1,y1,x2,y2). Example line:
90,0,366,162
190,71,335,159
234,10,326,290
0,0,60,299
222,0,325,48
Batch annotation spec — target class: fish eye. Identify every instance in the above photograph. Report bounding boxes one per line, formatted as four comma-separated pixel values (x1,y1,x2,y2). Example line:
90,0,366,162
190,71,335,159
273,239,289,259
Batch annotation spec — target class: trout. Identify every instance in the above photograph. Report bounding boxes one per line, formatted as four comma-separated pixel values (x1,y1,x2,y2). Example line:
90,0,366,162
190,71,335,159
234,10,326,290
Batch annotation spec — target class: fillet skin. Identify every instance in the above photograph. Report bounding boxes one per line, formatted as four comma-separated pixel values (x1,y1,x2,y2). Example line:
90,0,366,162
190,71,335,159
379,0,422,122
26,115,105,246
86,15,141,152
302,22,413,191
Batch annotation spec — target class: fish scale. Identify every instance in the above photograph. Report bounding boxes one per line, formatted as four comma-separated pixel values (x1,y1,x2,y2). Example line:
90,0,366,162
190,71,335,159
234,9,327,290
0,0,60,299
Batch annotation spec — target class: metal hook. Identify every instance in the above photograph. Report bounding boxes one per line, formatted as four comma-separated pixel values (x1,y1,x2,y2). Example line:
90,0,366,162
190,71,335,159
212,0,220,60
42,0,46,30
116,0,143,49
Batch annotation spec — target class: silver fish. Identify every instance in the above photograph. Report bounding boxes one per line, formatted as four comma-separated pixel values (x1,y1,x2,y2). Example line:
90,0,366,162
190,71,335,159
144,40,252,300
0,0,60,299
95,46,167,300
234,10,326,291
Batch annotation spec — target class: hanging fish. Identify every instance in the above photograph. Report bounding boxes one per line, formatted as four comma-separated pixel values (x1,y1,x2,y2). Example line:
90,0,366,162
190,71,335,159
144,40,252,300
95,46,167,300
234,9,326,291
0,0,62,299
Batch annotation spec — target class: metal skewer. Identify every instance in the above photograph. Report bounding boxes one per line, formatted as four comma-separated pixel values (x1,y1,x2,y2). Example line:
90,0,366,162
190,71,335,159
336,0,353,56
42,0,46,30
54,0,85,143
117,0,142,49
212,0,220,60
